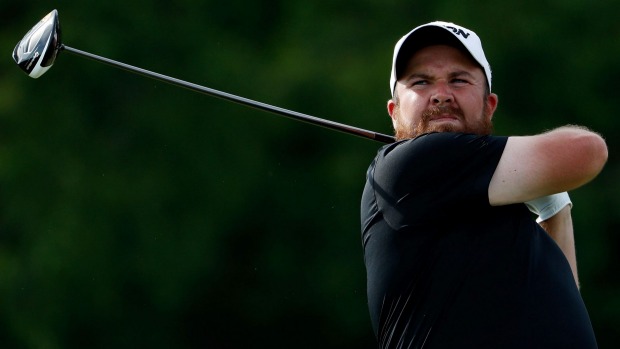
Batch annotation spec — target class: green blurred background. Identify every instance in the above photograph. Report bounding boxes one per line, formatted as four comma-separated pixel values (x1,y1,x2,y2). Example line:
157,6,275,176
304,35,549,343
0,0,618,348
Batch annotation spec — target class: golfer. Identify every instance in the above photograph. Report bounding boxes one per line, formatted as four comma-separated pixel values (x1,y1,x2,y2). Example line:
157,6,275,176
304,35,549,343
361,21,607,348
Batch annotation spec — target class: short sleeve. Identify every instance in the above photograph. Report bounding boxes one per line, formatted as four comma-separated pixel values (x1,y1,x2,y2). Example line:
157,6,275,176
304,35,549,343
369,132,508,230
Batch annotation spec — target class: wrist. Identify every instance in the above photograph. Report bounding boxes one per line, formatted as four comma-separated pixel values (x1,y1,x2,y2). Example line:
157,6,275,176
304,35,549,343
524,192,572,223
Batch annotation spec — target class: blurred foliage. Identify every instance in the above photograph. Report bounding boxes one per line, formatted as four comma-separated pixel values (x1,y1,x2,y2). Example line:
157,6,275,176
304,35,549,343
0,0,618,348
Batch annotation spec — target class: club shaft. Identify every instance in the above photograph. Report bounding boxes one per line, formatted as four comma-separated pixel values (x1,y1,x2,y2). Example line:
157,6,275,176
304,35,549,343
60,45,395,144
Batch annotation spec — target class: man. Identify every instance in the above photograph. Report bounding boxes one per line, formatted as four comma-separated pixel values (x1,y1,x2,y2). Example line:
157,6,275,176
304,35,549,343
361,21,608,348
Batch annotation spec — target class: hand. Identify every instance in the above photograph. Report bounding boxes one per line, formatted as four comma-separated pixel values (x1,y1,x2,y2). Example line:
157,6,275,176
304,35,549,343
524,192,572,223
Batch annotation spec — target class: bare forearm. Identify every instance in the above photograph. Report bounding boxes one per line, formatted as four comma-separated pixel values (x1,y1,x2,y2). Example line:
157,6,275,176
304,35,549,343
539,205,580,289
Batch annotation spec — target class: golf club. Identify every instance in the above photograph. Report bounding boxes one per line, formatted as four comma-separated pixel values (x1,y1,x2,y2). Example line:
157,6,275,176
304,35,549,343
12,9,395,144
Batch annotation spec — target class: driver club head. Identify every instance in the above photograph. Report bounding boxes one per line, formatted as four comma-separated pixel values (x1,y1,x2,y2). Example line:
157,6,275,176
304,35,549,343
12,9,62,79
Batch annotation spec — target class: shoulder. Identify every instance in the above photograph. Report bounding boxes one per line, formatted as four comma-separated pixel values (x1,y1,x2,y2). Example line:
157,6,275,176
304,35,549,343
369,132,508,193
377,132,508,165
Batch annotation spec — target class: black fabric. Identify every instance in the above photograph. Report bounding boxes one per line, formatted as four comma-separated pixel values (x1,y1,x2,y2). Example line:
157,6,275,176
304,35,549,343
361,132,597,349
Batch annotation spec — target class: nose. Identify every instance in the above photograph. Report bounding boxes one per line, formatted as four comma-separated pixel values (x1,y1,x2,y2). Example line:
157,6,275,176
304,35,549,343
431,83,453,105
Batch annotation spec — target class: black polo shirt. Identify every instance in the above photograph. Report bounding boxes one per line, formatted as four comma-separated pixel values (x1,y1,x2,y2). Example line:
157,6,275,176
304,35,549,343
361,132,597,348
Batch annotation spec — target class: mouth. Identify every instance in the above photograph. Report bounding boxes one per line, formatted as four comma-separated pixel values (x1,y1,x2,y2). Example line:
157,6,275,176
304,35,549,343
430,114,459,122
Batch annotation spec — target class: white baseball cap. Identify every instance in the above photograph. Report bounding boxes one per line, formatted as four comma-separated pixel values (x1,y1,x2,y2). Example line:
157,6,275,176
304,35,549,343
389,21,492,97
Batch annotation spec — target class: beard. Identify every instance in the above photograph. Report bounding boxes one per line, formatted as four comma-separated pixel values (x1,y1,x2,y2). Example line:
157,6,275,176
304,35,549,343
392,104,493,141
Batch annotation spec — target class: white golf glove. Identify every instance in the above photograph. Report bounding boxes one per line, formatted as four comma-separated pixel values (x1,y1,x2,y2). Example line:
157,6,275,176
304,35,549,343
524,192,572,223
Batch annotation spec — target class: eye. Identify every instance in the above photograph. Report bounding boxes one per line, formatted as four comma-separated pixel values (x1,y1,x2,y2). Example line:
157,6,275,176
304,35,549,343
451,78,469,84
411,79,428,86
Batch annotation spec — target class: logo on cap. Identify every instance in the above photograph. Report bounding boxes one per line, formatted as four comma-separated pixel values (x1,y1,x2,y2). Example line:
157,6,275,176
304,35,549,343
445,26,471,39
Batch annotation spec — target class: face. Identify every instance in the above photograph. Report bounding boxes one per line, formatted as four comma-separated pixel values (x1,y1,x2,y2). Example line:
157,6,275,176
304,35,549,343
388,45,498,140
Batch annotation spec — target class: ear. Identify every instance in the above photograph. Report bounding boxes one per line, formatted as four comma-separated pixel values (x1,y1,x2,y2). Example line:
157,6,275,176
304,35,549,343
486,93,499,120
387,99,398,129
387,99,397,119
